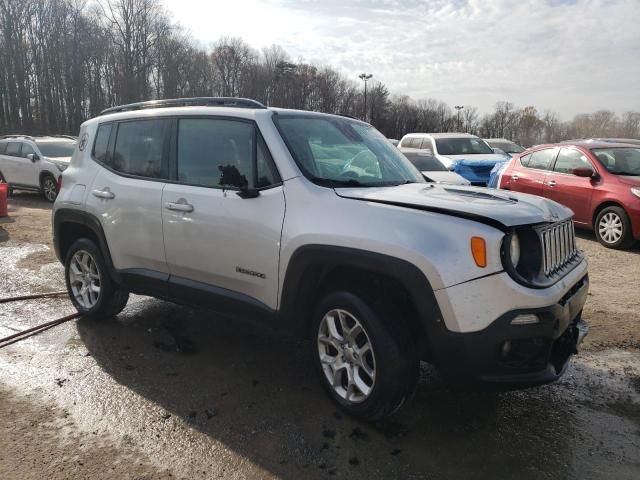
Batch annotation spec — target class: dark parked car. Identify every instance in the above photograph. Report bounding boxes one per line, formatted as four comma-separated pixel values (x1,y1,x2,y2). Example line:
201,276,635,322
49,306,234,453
499,142,640,249
399,148,469,185
485,138,525,157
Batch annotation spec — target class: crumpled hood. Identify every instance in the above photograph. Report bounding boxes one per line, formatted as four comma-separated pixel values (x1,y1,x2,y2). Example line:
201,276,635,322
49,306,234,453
335,183,573,229
440,153,506,162
421,171,470,185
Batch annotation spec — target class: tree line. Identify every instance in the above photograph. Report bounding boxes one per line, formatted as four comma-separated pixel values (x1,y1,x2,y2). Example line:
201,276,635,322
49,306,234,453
1,0,638,146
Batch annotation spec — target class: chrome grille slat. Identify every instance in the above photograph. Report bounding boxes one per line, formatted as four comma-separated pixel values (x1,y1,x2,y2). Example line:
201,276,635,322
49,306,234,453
539,219,577,278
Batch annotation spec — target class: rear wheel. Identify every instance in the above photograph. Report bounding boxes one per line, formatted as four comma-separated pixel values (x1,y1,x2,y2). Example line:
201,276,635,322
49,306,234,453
313,291,418,420
41,174,58,202
594,206,634,249
65,238,129,318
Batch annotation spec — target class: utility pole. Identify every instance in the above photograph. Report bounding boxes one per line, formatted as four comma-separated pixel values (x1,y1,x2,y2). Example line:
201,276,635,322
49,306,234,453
359,73,373,121
455,105,464,131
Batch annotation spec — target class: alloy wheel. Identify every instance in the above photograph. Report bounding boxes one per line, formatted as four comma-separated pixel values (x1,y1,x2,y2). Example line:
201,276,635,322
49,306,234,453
43,177,57,202
69,250,101,309
317,309,376,403
598,212,623,244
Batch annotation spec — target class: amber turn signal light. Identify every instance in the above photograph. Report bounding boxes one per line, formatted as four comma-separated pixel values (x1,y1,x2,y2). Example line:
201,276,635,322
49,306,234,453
471,237,487,268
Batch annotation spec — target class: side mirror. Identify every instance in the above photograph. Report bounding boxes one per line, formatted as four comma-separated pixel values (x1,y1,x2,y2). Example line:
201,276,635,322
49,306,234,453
572,167,595,178
236,186,260,199
27,153,39,162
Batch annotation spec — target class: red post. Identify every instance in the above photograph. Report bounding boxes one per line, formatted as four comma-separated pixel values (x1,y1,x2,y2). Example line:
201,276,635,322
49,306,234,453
0,183,8,217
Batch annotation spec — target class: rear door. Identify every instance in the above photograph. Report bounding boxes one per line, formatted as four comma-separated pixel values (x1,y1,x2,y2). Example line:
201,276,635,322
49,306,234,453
543,147,594,224
509,148,557,196
161,117,285,310
2,142,24,185
85,119,170,277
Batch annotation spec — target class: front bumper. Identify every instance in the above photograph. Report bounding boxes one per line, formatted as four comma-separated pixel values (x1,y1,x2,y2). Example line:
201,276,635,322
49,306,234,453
428,274,589,388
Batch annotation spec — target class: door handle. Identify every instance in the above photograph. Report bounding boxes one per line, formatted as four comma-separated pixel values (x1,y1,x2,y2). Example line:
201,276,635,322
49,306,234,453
165,199,194,213
92,188,115,199
547,180,557,187
512,175,519,181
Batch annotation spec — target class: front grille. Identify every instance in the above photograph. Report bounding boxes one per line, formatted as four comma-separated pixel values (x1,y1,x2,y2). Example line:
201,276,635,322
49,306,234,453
540,220,578,277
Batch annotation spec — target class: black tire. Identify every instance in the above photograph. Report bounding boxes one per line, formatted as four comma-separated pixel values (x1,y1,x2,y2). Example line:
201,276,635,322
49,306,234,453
594,206,635,249
64,238,129,319
312,291,419,421
41,174,58,202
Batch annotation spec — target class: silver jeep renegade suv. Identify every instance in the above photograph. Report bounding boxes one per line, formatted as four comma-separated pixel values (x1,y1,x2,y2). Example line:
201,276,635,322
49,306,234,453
53,97,589,420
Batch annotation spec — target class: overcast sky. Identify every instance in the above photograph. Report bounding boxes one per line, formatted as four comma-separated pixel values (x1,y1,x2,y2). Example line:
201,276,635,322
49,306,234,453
161,0,640,118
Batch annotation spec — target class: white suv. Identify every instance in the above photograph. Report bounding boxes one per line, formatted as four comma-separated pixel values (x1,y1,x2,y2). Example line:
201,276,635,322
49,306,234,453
53,98,589,420
0,135,77,202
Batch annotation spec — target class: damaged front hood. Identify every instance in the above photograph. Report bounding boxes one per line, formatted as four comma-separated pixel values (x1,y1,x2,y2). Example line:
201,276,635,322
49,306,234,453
335,183,573,229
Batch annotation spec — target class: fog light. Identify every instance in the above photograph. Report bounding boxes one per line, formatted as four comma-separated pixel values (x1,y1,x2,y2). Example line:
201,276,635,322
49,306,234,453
511,314,540,325
501,341,512,359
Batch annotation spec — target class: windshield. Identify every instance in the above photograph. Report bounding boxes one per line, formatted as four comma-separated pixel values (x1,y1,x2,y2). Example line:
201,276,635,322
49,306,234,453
36,141,76,158
402,152,447,171
591,148,640,175
276,115,424,187
488,140,524,154
435,137,494,155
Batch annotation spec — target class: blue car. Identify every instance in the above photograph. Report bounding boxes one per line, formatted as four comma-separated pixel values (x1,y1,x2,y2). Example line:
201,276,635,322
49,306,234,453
452,158,506,187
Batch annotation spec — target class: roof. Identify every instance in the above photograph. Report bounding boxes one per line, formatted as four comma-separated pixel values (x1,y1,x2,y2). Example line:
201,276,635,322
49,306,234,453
536,141,639,150
485,138,516,143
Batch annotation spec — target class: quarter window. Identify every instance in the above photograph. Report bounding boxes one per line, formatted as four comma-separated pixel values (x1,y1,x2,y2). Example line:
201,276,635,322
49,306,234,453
554,148,591,174
177,118,254,189
519,154,531,167
112,119,169,179
527,149,556,170
93,123,112,163
5,142,21,157
0,142,7,154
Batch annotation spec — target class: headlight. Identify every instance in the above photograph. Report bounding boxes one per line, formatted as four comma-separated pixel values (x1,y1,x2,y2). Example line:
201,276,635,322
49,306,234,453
509,233,521,268
632,187,640,199
55,163,68,172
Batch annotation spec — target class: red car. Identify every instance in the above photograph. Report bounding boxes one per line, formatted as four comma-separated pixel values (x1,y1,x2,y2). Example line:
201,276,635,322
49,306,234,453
499,142,640,249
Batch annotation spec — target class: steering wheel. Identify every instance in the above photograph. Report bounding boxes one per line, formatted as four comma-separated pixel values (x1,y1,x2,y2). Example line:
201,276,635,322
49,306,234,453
341,150,376,175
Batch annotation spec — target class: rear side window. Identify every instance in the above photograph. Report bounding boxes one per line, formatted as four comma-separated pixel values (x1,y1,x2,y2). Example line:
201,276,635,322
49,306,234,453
177,118,254,188
553,148,591,174
93,124,112,163
111,119,169,179
5,142,21,156
0,142,6,154
527,149,556,170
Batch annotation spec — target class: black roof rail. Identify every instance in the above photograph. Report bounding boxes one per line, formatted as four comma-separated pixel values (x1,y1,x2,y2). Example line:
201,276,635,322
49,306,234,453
99,97,267,116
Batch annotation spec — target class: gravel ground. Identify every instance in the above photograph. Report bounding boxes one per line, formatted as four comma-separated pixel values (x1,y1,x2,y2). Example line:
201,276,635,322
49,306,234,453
0,193,639,480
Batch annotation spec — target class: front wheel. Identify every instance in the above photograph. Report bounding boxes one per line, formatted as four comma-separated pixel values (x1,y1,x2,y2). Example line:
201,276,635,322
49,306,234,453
41,174,58,203
313,291,418,420
594,206,634,249
65,238,129,318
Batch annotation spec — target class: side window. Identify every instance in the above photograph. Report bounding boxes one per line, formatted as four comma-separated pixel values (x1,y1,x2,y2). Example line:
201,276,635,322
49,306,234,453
527,149,556,170
21,143,35,158
92,123,112,163
553,148,591,174
0,142,6,154
5,142,21,157
256,137,280,188
519,154,531,167
112,119,169,179
177,118,253,188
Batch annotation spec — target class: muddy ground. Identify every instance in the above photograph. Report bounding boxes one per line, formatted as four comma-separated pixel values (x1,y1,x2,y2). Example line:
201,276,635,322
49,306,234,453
0,193,639,480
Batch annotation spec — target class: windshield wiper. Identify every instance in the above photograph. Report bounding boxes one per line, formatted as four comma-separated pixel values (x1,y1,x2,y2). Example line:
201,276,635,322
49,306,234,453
310,177,365,188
